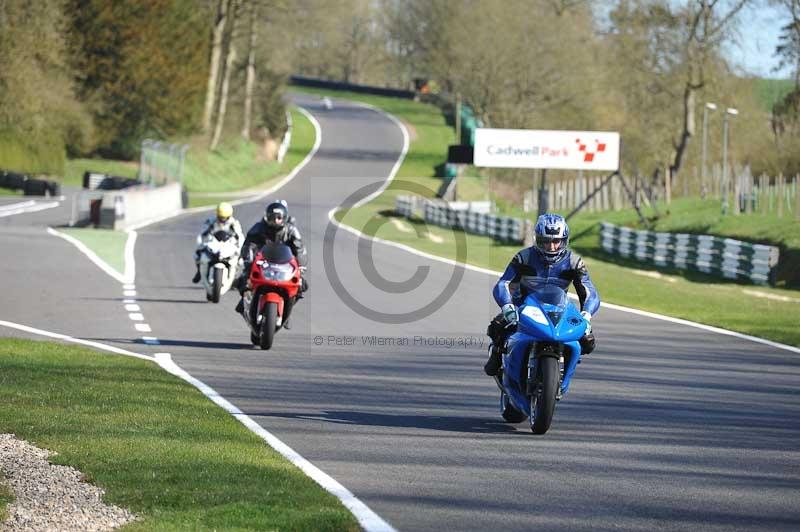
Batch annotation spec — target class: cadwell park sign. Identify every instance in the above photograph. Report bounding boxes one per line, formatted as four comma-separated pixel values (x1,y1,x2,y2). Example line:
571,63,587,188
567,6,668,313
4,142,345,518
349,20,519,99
474,128,620,171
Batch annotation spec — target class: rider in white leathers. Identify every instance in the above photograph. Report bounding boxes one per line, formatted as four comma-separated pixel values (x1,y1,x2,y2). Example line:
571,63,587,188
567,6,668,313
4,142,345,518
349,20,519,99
192,202,244,284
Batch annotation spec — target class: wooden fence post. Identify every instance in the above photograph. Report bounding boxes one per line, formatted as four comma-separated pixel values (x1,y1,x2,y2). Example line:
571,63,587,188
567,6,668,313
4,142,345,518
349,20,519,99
777,173,784,218
665,166,672,206
795,175,800,221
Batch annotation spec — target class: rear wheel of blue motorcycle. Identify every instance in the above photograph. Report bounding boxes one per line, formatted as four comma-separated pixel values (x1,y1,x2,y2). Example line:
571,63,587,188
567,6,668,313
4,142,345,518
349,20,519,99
530,357,558,434
259,302,277,350
500,392,526,423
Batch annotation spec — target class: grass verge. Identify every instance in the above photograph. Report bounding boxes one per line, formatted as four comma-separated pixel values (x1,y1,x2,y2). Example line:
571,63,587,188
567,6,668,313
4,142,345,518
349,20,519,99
0,337,359,531
313,86,800,347
181,107,315,193
59,228,127,275
0,187,22,196
0,478,12,523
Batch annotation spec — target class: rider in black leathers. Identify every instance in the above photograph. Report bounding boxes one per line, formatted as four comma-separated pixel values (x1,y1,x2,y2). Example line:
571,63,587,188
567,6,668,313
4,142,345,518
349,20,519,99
234,200,308,326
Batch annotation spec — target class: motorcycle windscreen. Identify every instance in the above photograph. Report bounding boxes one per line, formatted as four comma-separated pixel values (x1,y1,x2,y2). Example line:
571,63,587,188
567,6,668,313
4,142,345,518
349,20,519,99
260,242,294,264
213,229,232,242
520,278,568,323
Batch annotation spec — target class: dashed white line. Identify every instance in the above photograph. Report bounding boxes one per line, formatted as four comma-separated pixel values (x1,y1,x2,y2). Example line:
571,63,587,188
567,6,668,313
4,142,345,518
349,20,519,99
128,313,144,321
123,290,137,297
123,283,136,290
141,337,160,345
134,323,151,332
125,304,141,312
0,200,60,218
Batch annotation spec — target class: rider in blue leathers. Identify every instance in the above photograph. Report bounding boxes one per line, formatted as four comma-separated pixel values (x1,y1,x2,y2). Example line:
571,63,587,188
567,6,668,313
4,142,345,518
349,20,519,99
484,213,599,376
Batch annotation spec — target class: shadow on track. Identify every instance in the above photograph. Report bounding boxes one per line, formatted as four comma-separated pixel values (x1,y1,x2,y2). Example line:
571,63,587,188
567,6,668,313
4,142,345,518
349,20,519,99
254,410,523,435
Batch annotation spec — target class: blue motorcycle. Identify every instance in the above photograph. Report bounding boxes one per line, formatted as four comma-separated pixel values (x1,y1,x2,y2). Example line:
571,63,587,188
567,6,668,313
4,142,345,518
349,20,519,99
492,278,589,434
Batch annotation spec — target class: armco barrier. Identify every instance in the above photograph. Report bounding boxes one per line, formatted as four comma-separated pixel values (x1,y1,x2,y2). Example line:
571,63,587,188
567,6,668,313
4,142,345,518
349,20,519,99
93,182,183,230
600,222,780,285
395,195,522,244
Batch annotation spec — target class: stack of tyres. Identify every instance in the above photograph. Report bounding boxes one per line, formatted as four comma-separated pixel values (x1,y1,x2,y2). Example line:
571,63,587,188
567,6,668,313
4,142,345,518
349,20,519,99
24,179,48,196
4,171,27,191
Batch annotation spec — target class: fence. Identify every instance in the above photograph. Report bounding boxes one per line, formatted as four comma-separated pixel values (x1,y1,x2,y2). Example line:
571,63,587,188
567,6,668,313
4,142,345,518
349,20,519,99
396,195,521,243
524,174,639,214
600,222,780,285
138,139,189,185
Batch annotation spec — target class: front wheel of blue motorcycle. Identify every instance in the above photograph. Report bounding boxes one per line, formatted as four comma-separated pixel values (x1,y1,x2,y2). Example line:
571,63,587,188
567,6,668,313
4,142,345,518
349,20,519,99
530,357,559,434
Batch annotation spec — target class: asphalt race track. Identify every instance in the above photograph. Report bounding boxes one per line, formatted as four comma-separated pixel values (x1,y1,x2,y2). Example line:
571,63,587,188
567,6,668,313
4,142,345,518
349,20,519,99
2,94,799,531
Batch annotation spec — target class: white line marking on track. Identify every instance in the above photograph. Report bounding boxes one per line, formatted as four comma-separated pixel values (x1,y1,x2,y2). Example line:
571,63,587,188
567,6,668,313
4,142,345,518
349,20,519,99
123,299,136,304
0,200,60,218
141,336,160,345
0,320,153,361
134,323,151,332
123,231,137,282
154,352,396,532
123,290,137,297
125,304,141,312
128,313,144,321
0,319,394,531
0,200,35,211
47,227,128,284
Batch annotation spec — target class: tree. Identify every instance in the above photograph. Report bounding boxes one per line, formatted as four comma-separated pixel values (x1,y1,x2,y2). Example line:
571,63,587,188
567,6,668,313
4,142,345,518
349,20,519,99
210,0,241,151
203,0,230,134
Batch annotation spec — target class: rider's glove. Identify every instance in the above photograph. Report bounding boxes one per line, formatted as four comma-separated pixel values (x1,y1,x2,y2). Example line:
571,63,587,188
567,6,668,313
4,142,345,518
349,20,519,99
581,311,592,335
502,303,518,325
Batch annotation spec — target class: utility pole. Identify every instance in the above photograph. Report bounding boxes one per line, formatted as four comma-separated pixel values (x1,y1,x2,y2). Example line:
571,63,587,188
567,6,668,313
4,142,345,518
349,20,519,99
722,107,738,215
702,102,716,199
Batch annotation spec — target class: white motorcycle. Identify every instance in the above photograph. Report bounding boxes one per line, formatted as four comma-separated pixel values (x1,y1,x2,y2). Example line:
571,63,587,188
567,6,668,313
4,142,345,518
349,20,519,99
198,230,241,303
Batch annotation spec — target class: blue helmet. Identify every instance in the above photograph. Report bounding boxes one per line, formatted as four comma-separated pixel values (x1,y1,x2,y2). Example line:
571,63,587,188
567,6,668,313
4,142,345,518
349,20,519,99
534,213,569,264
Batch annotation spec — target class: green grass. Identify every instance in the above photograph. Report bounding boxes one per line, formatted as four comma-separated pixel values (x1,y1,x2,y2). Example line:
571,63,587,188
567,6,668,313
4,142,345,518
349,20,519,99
0,187,22,196
182,107,315,193
186,194,242,209
61,106,316,195
60,228,127,275
0,337,359,531
0,478,12,523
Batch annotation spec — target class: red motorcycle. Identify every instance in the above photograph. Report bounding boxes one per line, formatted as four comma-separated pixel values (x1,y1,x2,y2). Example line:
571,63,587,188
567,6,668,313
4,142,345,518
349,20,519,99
239,242,303,350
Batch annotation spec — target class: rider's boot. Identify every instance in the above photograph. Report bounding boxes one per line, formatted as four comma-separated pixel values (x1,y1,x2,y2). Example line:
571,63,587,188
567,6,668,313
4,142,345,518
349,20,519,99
235,298,244,314
483,343,503,376
192,264,201,284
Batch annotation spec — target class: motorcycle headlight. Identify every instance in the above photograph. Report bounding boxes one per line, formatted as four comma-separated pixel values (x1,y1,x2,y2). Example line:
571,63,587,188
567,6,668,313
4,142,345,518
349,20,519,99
263,263,294,281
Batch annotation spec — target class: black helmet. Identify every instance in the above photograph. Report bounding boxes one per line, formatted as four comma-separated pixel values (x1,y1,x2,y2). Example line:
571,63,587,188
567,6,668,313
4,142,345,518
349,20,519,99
264,200,288,229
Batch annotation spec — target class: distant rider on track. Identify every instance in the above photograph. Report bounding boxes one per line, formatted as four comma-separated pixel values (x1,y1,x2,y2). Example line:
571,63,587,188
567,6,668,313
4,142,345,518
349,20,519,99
484,213,599,376
192,202,244,284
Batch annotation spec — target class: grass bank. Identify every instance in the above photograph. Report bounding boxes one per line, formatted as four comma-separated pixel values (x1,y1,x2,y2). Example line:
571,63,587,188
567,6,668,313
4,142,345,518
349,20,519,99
308,86,800,347
0,337,358,531
62,106,315,197
59,228,127,275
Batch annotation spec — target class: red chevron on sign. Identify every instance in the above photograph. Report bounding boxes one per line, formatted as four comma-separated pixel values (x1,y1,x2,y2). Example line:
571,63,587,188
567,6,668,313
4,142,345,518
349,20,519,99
575,138,606,163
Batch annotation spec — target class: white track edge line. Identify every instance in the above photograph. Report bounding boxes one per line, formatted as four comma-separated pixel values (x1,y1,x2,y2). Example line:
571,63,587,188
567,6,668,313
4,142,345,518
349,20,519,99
154,353,396,532
0,320,153,361
0,320,394,530
0,200,60,218
47,227,127,284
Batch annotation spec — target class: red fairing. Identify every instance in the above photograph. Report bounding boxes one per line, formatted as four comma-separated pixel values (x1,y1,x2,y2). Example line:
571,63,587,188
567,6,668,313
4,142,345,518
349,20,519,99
249,250,301,318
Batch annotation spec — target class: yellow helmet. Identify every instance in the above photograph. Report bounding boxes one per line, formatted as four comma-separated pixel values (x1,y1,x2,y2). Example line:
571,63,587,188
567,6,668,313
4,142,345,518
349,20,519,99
216,202,233,221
